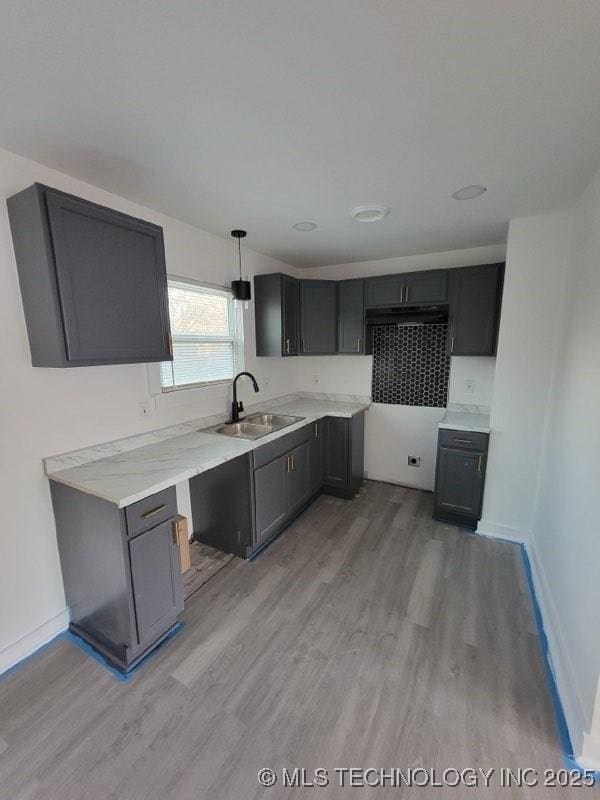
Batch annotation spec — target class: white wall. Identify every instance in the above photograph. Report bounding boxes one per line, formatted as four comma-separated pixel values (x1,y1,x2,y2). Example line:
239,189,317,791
296,246,504,489
478,213,571,543
0,147,299,672
526,170,600,766
299,244,506,280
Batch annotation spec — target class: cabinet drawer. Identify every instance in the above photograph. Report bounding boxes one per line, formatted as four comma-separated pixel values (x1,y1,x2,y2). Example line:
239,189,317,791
252,423,313,469
438,429,488,452
125,487,177,538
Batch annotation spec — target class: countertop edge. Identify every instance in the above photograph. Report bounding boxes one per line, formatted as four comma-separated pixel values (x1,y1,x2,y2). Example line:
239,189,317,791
47,402,370,507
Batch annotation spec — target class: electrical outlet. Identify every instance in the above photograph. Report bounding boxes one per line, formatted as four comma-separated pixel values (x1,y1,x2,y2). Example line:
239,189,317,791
464,378,475,394
138,400,153,420
408,455,421,467
312,375,319,385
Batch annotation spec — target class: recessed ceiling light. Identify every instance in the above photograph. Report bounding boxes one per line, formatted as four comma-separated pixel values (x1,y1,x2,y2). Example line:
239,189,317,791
451,185,487,200
350,205,390,223
292,221,317,231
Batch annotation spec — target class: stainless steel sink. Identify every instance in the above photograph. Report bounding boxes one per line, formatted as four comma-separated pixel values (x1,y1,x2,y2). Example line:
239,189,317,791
206,412,305,440
215,422,272,439
245,413,300,427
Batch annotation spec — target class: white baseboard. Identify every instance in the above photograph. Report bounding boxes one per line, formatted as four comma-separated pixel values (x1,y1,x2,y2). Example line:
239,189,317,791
476,519,528,544
528,539,588,761
582,732,600,772
0,609,69,676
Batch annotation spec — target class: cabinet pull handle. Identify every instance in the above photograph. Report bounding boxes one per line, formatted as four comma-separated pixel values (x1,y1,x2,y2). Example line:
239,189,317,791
405,285,409,302
287,455,291,472
450,336,455,353
291,454,295,470
314,423,318,438
141,504,167,519
477,455,482,472
301,338,305,352
357,337,361,352
400,286,404,303
167,333,173,356
453,438,472,445
285,337,290,354
172,521,178,545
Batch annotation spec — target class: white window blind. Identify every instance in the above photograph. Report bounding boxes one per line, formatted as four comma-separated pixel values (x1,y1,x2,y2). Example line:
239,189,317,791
160,279,243,390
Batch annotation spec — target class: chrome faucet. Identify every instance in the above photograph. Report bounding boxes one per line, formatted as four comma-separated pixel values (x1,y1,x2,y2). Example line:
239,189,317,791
231,371,259,422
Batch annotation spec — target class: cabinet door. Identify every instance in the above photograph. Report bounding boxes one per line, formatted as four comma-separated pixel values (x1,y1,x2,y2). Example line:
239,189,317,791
254,455,288,545
404,270,447,304
287,441,311,514
324,418,349,488
365,275,405,307
129,520,182,647
435,447,485,519
308,422,324,495
300,280,337,354
44,188,172,365
449,264,502,356
282,275,300,356
337,280,365,353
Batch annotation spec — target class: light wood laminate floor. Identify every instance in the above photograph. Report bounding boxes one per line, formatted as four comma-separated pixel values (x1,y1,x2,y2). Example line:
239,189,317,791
0,483,580,799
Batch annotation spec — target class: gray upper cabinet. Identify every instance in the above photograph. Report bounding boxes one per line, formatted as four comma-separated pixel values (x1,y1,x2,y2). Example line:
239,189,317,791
365,274,405,307
365,269,447,308
337,279,364,353
449,263,503,356
7,183,172,367
299,280,337,354
404,269,447,304
254,273,299,356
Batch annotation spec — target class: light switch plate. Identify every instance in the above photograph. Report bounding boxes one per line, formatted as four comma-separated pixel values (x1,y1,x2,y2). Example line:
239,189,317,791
464,378,475,394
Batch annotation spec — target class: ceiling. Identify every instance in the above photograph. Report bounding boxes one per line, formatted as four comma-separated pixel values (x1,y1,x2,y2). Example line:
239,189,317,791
1,1,600,267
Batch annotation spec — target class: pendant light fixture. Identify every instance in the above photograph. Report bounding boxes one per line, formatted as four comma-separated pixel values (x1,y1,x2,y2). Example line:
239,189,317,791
231,229,251,301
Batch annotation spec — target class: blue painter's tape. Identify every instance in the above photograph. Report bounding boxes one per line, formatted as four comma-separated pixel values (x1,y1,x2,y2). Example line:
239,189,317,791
65,622,184,681
0,629,67,681
1,621,185,683
519,544,600,783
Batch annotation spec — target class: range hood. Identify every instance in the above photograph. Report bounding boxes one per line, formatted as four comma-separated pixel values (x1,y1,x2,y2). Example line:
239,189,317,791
365,304,449,326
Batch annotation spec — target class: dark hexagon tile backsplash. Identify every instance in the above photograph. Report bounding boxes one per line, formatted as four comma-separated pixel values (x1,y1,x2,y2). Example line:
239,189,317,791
371,323,450,407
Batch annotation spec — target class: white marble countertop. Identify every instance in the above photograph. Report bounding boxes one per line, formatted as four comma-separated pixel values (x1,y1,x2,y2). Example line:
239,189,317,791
439,404,491,434
45,398,370,508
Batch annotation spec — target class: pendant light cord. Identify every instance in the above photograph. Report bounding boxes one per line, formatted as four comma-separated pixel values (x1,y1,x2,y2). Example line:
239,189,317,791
238,237,242,281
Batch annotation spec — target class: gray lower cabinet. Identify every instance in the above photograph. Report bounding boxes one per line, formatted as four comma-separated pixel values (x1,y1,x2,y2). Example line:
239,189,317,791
254,455,289,547
286,440,311,512
323,412,365,498
189,454,254,558
50,482,183,672
449,264,503,355
337,280,365,354
7,183,172,367
433,428,489,528
309,420,325,493
129,520,184,646
299,280,337,354
250,413,365,554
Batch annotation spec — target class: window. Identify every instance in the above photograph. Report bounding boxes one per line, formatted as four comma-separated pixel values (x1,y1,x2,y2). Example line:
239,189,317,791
159,278,243,390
